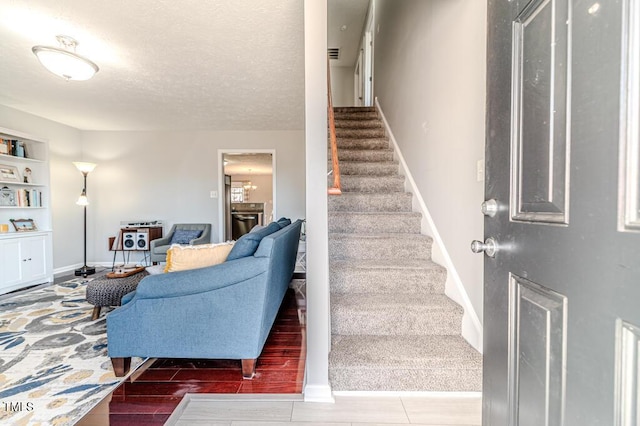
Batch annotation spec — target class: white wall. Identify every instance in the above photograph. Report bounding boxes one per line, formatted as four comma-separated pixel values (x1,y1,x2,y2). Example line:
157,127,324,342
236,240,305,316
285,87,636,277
373,0,487,322
0,105,85,273
80,130,305,265
330,66,356,107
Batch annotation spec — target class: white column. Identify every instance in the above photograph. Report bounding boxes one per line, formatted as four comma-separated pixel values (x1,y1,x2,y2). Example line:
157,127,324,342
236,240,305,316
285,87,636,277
303,0,333,402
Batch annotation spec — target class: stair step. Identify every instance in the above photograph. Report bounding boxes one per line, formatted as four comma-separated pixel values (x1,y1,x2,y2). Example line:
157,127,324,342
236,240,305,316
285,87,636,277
332,161,398,176
330,293,463,336
329,233,432,260
334,112,380,121
335,138,389,150
333,148,394,162
336,128,386,139
330,259,446,294
336,175,405,193
329,212,422,234
334,119,383,129
329,335,482,391
333,106,377,113
328,192,412,212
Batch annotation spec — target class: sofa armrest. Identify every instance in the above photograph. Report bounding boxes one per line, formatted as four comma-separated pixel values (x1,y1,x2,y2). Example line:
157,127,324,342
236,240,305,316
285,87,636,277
151,235,172,248
189,234,208,245
190,225,211,245
133,256,269,300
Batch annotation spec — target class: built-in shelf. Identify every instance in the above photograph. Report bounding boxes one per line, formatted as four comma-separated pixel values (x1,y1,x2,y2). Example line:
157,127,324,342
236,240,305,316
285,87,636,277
0,126,52,294
0,181,45,187
0,206,47,209
0,153,44,164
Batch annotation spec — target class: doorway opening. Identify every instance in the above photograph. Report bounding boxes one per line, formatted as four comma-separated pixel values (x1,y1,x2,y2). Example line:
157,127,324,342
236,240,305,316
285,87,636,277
218,150,276,242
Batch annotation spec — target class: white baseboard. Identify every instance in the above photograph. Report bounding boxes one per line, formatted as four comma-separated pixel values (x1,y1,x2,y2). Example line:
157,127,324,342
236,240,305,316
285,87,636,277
54,260,151,278
333,390,482,398
53,263,83,277
304,384,335,402
375,98,483,353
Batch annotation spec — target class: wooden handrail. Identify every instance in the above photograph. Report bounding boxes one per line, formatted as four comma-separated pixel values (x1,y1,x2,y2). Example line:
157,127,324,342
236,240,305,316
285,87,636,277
327,56,342,195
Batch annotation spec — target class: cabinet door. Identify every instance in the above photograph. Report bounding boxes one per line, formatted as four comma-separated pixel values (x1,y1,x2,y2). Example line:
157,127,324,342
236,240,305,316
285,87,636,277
21,236,47,281
0,239,23,289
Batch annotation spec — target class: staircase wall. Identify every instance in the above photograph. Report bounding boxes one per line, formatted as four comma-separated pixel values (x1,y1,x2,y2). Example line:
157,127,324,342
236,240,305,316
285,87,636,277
372,0,487,329
377,100,482,352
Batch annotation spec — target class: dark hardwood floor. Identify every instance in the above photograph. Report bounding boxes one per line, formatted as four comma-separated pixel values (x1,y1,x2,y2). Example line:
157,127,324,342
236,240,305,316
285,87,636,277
77,288,305,425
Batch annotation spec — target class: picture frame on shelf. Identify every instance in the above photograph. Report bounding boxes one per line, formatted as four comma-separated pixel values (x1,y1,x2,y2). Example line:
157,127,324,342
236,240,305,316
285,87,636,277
0,164,21,182
10,218,37,232
0,186,16,206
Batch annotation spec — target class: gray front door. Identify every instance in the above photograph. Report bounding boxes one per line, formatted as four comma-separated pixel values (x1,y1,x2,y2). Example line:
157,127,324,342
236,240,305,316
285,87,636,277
484,0,640,424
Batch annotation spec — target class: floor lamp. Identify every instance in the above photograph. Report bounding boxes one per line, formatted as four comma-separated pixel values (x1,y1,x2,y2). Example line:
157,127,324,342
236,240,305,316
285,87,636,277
73,161,97,277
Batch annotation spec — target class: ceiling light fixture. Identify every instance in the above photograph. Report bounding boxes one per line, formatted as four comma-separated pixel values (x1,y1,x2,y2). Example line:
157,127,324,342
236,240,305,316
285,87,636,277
32,35,99,81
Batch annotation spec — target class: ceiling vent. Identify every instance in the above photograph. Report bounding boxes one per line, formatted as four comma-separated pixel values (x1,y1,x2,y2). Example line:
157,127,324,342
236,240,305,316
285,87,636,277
328,48,340,60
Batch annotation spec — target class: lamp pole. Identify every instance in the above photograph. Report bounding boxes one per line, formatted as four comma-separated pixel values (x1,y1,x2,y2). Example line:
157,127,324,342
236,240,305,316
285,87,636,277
73,162,97,277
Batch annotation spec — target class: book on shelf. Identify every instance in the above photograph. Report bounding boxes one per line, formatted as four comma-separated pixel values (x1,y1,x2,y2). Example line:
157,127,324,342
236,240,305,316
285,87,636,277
0,139,27,158
15,188,42,207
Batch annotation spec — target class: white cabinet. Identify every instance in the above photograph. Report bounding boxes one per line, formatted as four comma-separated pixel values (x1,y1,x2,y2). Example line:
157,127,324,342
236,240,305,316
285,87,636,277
0,126,52,294
0,233,53,294
1,238,22,287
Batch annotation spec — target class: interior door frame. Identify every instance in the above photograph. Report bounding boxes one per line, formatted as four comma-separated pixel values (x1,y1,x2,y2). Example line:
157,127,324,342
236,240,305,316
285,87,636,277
354,51,364,105
217,149,277,242
363,30,373,106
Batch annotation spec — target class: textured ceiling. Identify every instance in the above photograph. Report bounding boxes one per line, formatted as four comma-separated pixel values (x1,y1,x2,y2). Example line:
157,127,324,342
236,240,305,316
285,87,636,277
0,1,305,131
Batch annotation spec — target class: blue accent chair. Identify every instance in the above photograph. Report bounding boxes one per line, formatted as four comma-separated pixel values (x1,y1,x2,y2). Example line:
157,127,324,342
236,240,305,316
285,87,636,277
107,219,302,379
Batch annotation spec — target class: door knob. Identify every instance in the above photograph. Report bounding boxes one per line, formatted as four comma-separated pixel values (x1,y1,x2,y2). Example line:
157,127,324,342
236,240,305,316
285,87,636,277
481,199,498,217
471,237,498,257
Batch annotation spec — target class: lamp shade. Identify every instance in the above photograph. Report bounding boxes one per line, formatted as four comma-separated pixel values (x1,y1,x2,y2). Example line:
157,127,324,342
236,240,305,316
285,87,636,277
73,162,97,174
76,194,89,206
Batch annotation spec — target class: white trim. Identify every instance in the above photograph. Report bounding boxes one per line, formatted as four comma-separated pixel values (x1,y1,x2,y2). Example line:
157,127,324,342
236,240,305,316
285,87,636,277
53,263,84,277
333,390,482,398
304,384,335,402
375,98,483,352
217,149,277,242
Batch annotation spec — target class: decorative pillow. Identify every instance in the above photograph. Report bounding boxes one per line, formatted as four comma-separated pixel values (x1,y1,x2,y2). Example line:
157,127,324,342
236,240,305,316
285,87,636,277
169,229,203,245
249,224,265,233
164,241,235,273
226,222,281,261
276,217,292,228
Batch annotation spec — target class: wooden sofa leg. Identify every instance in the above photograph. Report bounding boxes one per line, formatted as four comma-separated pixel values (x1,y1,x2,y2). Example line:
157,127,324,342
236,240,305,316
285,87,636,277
241,359,256,379
111,357,131,377
91,306,101,320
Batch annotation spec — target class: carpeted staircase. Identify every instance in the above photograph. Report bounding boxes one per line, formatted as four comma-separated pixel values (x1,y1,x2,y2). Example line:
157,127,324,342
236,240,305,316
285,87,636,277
327,106,482,392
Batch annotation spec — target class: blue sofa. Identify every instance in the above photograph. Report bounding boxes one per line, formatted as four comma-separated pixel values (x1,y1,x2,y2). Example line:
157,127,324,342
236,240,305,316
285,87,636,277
107,219,302,378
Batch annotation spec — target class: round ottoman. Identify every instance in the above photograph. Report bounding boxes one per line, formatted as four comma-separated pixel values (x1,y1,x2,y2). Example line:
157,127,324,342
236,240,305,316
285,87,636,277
86,271,149,320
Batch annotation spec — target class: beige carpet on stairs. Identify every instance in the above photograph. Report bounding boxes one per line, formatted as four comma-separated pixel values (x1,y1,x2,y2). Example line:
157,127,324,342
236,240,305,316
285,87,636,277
327,106,482,392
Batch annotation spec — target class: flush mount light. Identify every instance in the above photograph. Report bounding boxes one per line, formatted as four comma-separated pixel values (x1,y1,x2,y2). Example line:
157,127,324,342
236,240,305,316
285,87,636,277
32,35,99,81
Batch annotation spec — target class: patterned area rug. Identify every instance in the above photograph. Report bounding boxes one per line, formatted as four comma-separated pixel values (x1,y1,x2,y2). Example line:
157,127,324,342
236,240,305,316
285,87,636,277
0,277,144,425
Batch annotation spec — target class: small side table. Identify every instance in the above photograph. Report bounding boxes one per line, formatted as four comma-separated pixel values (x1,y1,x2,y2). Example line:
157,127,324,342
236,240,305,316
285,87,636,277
293,239,306,279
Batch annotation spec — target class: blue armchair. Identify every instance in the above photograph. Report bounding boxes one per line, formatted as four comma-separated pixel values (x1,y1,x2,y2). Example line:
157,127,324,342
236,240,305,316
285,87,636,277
107,219,302,379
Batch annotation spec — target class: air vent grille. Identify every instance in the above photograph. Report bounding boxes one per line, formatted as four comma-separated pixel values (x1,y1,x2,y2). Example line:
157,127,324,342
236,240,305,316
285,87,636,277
328,48,340,60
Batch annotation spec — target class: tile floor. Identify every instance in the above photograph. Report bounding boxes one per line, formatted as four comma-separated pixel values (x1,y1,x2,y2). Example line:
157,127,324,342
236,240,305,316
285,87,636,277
166,394,482,425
